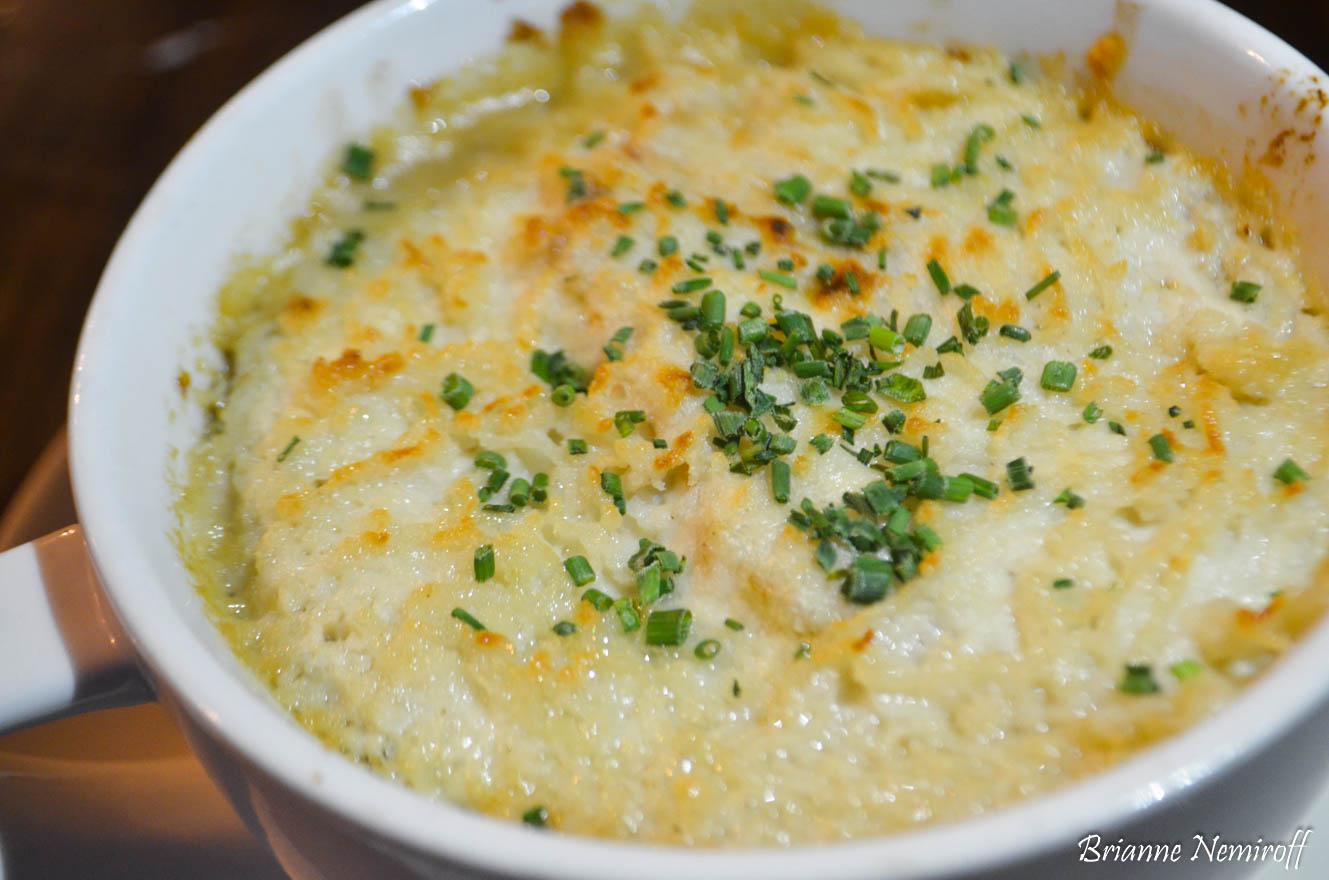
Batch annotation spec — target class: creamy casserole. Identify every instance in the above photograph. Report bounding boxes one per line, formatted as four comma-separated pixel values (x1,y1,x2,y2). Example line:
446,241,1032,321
177,1,1329,845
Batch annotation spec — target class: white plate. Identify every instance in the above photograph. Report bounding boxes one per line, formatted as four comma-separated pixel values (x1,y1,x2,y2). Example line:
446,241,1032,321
0,430,286,880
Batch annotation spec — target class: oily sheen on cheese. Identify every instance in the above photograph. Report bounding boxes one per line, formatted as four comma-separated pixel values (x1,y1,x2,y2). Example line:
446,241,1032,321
177,1,1329,845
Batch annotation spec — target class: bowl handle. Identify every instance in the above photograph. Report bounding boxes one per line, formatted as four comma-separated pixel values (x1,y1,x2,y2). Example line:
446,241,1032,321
0,525,150,734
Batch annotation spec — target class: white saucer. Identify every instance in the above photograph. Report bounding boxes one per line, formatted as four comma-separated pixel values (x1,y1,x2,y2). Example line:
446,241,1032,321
1,431,1324,878
0,430,285,879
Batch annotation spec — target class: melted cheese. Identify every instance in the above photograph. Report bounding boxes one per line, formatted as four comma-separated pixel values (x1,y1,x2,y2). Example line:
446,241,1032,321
177,1,1329,845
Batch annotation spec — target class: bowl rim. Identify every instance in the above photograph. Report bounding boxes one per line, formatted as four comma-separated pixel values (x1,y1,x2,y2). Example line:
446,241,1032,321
68,0,1329,877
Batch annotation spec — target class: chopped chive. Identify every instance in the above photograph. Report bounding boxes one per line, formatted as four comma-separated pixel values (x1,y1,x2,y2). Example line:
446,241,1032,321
935,336,963,355
474,545,495,581
770,459,791,504
1083,401,1103,423
810,433,834,454
868,325,906,354
508,478,531,507
1120,664,1160,694
1008,61,1025,84
1145,150,1166,165
999,324,1031,342
551,384,576,407
987,189,1018,226
560,166,588,202
451,607,486,630
581,588,613,611
1109,421,1127,436
522,806,549,827
963,123,995,173
1182,419,1195,429
326,229,366,268
1230,280,1262,303
774,174,812,205
842,555,894,604
700,289,726,326
1040,360,1077,392
1023,270,1060,300
1006,457,1035,491
794,642,812,660
441,373,475,410
418,323,435,343
276,436,300,463
739,302,762,319
613,409,646,437
867,169,901,183
812,195,852,219
1052,577,1073,589
1021,114,1041,129
724,617,745,631
923,363,945,379
665,189,686,208
638,259,657,274
877,247,887,270
926,259,951,295
658,235,679,257
564,556,595,586
714,198,730,225
636,564,662,604
1053,487,1085,509
1274,458,1310,485
614,597,641,632
645,608,693,646
1167,405,1182,418
759,270,798,289
567,438,588,455
583,130,606,148
981,378,1021,414
1088,344,1113,359
672,277,712,294
942,475,973,502
600,472,626,514
903,313,932,347
738,318,769,344
813,541,837,572
953,283,982,301
610,235,634,257
960,473,999,499
849,170,872,197
776,257,795,272
1170,660,1202,681
694,639,721,660
880,373,926,403
957,302,989,345
342,143,375,179
553,621,578,636
931,163,956,187
1148,433,1173,463
618,201,645,215
833,408,868,429
653,438,668,449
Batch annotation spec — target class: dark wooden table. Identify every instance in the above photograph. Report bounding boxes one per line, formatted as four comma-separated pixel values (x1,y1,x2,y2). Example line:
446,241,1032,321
0,1,1325,511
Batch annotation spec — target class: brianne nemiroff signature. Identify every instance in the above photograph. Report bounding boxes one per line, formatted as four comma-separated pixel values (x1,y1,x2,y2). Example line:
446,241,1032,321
1077,829,1312,869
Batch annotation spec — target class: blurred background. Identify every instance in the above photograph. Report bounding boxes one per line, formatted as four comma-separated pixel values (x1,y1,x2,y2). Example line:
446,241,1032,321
0,0,1327,512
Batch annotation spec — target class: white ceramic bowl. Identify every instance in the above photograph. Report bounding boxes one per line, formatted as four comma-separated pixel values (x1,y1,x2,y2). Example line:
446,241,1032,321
3,1,1328,877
